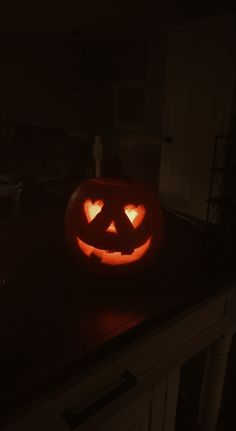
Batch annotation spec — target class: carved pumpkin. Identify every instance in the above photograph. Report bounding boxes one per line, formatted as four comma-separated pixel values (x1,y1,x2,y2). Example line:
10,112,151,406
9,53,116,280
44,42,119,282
65,177,163,275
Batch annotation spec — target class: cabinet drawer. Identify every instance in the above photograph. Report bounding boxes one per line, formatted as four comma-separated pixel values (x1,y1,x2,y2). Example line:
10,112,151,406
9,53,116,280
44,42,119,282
126,294,227,377
4,383,154,431
3,293,229,431
82,389,153,431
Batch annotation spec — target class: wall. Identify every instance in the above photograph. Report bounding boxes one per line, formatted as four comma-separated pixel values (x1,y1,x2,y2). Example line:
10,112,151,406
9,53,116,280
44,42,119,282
0,34,105,152
101,1,235,187
146,29,166,136
95,37,148,157
146,0,236,136
99,36,162,182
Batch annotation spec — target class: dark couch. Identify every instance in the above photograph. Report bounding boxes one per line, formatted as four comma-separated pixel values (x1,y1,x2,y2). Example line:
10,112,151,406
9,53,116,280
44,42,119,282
0,125,93,215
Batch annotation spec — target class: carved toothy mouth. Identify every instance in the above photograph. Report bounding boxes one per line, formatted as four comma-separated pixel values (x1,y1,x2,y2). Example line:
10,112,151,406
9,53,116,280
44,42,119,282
76,236,152,266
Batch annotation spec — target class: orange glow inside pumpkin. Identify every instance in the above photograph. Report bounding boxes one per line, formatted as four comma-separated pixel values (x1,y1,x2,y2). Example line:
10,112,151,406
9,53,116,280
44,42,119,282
84,200,146,231
106,221,117,233
124,204,145,228
79,200,151,265
76,236,151,266
84,199,104,223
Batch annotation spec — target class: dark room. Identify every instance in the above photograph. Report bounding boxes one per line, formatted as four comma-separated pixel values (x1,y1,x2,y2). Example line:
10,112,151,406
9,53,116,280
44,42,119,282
0,1,236,430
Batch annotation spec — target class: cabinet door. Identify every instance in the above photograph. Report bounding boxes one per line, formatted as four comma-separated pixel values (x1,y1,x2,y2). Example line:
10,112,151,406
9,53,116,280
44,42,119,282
3,392,153,431
159,16,235,219
97,390,152,431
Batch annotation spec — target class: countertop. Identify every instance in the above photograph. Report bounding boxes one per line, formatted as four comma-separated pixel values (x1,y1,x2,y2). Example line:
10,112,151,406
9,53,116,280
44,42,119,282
0,207,234,426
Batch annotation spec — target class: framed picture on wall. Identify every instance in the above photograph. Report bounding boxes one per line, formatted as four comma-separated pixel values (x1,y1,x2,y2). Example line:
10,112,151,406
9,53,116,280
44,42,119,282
113,81,146,130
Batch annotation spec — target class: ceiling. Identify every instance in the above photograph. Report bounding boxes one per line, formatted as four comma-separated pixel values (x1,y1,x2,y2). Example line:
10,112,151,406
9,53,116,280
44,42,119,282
0,0,234,41
0,0,153,40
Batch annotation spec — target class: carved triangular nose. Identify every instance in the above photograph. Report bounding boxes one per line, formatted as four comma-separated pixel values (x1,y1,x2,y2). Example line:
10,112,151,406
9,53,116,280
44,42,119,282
106,221,117,233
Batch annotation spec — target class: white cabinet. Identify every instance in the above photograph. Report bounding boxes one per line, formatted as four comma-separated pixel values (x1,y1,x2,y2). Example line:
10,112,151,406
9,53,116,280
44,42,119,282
3,385,165,431
4,286,235,431
97,390,152,431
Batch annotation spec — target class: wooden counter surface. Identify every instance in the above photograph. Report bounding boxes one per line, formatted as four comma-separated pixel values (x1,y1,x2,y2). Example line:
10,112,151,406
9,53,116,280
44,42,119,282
0,207,234,426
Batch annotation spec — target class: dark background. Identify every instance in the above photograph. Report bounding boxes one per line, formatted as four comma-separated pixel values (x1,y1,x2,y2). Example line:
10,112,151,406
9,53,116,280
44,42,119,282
0,0,234,151
0,1,235,430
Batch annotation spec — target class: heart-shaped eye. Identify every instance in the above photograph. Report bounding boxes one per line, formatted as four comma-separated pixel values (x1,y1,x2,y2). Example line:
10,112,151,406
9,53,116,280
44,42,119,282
124,204,146,228
84,199,104,223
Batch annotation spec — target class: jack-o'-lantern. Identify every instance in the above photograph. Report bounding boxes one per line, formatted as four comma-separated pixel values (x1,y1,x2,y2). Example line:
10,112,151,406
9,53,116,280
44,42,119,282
65,177,163,275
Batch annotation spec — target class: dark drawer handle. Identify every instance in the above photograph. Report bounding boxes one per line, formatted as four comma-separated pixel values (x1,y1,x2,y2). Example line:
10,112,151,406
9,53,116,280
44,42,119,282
62,370,137,430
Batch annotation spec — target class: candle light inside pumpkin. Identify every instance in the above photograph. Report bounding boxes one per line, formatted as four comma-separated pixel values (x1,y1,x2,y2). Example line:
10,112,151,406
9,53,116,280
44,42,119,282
65,177,164,275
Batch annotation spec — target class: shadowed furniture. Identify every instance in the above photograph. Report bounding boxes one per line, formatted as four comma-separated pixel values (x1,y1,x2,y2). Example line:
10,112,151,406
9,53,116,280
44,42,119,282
0,125,92,216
